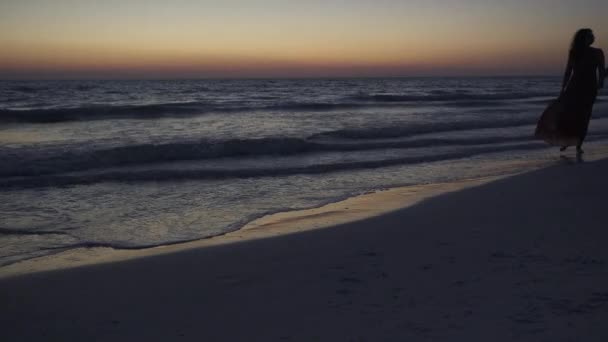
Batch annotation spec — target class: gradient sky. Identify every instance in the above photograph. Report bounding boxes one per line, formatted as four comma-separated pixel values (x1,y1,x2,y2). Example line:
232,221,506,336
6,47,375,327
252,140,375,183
1,0,607,79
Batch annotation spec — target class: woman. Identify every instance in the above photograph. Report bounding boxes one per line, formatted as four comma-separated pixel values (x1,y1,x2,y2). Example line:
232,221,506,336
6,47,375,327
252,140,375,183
536,28,605,153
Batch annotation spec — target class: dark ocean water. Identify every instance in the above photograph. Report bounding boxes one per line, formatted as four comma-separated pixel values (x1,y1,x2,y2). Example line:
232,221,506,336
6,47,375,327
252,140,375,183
1,77,607,266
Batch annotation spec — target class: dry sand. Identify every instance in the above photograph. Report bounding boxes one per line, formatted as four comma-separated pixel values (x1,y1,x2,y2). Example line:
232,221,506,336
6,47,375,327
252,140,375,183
2,154,608,341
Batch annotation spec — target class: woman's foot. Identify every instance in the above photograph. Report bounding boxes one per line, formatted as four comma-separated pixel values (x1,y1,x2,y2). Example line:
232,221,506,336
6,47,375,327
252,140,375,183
560,146,568,152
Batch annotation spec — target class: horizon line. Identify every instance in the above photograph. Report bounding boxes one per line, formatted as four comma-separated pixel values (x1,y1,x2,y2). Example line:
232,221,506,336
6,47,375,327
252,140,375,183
0,74,562,82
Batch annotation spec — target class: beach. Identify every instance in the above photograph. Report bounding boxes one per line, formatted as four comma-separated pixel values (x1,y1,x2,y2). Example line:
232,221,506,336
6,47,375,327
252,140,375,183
2,78,608,267
3,1,608,340
3,154,608,341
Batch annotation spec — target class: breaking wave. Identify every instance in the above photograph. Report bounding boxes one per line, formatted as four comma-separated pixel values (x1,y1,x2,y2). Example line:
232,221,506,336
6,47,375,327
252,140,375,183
0,142,546,189
0,133,538,178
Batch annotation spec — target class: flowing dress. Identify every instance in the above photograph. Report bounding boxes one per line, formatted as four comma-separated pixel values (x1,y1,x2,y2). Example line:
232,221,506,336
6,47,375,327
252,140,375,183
535,48,599,146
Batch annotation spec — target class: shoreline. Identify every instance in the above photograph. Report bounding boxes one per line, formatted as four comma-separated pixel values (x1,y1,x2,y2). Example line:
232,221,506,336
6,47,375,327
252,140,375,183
0,175,506,279
3,152,608,340
0,156,577,279
2,144,608,279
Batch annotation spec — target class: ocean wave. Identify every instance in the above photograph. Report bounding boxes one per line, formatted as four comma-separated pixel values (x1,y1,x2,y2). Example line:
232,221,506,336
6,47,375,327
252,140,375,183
0,97,29,103
0,227,71,236
0,92,558,124
37,237,212,252
179,85,212,93
75,85,98,92
0,102,211,123
9,85,49,93
311,118,539,140
0,142,545,189
351,92,555,103
0,101,367,123
0,135,536,178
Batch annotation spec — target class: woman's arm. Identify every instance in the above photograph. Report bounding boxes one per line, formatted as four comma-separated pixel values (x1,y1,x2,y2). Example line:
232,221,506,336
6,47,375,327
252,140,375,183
561,52,573,95
598,49,605,89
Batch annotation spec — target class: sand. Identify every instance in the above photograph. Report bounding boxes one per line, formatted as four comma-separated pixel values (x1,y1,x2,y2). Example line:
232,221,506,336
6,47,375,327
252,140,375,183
2,154,608,341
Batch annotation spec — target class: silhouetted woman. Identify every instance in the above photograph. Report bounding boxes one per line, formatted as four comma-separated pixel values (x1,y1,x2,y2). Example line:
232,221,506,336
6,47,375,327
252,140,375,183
536,29,605,152
556,29,605,153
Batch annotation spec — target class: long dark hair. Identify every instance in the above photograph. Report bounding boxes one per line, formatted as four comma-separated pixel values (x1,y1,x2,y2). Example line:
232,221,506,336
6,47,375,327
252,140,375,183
570,28,594,62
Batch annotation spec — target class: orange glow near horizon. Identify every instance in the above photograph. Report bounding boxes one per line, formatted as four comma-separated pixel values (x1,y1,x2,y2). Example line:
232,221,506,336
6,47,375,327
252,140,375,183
1,1,607,79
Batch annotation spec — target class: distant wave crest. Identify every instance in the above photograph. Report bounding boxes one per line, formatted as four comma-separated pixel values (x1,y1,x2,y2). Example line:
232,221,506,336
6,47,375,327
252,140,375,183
0,102,210,123
0,91,557,123
351,91,555,102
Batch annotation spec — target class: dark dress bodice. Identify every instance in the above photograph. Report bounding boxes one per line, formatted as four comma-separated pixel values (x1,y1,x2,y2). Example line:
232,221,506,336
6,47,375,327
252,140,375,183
566,48,599,98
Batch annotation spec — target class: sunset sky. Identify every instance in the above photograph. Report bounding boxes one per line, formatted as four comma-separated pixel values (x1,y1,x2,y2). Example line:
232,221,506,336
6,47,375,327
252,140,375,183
1,0,607,79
